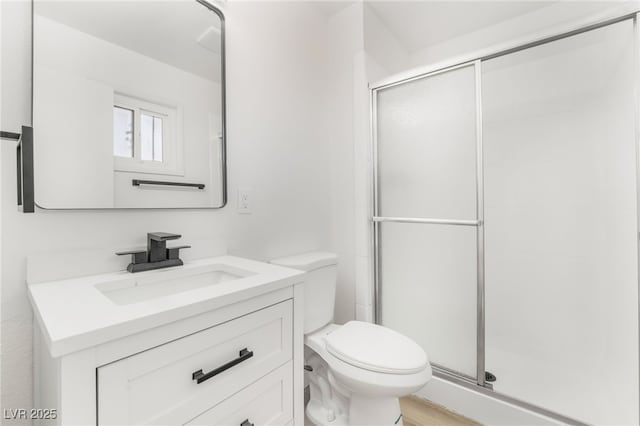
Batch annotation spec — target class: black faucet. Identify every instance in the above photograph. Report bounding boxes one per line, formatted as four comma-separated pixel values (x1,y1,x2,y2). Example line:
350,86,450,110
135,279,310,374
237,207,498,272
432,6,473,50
116,232,190,273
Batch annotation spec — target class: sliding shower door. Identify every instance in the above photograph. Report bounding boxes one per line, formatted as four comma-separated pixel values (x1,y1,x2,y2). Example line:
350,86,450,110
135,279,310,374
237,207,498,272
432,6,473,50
375,64,480,379
373,14,640,426
482,20,638,425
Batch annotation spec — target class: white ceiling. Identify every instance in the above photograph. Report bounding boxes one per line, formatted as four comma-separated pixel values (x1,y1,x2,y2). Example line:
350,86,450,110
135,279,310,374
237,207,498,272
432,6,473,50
367,1,556,52
35,1,222,82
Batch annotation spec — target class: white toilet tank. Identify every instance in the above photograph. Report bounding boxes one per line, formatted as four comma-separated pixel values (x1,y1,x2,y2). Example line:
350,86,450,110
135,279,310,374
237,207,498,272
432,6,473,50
270,252,337,334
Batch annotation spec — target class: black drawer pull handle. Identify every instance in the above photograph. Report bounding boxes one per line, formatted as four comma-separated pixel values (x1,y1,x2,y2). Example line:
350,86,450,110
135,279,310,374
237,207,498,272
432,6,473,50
192,348,253,384
240,420,254,426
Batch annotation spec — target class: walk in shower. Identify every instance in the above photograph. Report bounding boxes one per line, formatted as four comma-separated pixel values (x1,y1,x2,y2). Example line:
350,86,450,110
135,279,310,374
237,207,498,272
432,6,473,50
371,13,639,425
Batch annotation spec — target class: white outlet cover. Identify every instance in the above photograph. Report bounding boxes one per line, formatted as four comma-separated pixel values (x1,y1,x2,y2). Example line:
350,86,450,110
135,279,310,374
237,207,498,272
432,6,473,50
237,188,252,214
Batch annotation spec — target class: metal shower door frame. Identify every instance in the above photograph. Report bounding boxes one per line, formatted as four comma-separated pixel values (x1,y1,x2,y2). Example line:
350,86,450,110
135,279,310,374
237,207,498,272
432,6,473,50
370,10,640,426
371,59,485,386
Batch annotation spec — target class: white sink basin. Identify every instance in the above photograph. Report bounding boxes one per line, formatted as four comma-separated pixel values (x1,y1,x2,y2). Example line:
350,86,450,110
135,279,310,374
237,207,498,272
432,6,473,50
95,264,255,305
28,255,305,357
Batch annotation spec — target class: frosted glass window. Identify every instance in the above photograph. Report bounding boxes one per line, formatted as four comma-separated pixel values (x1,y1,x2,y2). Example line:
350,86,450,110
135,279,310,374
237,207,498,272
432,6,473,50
113,106,133,158
483,20,638,425
380,223,477,378
377,65,477,219
113,93,178,176
140,114,163,162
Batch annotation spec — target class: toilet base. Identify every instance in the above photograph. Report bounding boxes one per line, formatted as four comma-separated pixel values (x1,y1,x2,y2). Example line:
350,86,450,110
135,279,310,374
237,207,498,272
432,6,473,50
306,395,403,426
306,399,348,426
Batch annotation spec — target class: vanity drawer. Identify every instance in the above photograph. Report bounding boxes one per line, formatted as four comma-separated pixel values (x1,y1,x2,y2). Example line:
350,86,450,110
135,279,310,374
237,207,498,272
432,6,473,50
186,361,293,426
97,300,292,425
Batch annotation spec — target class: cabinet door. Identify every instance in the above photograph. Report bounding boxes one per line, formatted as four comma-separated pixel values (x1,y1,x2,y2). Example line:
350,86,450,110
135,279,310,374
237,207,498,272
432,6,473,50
97,300,292,425
186,362,293,426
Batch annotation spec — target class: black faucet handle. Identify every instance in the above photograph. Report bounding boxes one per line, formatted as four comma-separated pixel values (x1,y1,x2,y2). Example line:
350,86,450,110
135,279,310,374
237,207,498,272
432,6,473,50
167,245,191,260
148,232,181,241
115,249,148,264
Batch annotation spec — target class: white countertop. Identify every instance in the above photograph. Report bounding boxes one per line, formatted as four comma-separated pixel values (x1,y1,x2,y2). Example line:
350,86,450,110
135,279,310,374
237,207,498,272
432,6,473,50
28,256,305,357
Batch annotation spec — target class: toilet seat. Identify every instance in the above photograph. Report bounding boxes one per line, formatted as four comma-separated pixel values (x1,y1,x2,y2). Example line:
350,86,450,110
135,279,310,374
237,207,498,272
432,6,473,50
271,251,433,423
325,321,428,375
305,322,432,398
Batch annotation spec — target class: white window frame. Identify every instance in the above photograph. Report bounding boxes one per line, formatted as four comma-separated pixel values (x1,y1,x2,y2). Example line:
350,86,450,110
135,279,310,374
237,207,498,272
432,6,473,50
113,93,184,176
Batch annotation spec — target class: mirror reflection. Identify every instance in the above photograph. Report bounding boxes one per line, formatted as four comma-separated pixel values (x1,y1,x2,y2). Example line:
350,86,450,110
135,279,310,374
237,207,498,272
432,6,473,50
33,0,225,209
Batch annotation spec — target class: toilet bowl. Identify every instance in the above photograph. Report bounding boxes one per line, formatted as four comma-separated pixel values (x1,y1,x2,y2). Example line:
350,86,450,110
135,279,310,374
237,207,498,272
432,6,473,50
270,252,432,426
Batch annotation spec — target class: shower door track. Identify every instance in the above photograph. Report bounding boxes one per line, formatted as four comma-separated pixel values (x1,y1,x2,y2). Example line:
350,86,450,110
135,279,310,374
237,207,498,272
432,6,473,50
370,9,640,426
432,365,588,426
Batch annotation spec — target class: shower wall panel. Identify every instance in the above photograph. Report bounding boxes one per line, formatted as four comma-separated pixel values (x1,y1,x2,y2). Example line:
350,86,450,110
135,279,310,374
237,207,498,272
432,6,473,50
483,20,638,425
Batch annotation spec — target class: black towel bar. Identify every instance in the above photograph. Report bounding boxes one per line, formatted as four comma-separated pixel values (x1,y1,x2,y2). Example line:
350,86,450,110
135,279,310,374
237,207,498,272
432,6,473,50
132,179,205,190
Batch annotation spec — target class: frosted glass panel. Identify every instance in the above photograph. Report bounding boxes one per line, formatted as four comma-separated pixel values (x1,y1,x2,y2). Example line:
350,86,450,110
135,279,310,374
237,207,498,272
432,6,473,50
113,106,133,158
377,65,477,219
140,114,163,162
483,20,638,425
380,223,477,377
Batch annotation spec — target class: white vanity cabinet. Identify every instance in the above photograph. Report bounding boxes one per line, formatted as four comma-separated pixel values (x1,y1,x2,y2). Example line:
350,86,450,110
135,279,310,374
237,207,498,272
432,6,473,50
30,256,305,426
98,300,293,425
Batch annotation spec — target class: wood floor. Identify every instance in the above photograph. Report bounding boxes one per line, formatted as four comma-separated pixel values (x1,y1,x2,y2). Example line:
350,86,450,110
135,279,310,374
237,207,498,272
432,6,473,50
400,396,482,426
304,394,481,426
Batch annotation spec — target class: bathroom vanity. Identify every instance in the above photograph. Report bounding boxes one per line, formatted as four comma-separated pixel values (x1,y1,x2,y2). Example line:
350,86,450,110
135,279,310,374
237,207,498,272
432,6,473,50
28,256,305,425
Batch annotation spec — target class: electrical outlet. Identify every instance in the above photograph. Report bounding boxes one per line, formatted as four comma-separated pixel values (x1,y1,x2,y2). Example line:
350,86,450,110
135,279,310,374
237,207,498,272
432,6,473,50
238,188,252,214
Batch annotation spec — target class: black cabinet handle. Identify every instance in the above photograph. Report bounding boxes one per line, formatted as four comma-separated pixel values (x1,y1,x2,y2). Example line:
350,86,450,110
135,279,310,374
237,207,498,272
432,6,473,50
240,420,254,426
192,348,253,384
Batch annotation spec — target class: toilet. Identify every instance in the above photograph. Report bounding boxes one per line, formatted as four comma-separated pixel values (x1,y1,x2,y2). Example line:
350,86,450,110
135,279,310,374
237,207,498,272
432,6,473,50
271,252,432,426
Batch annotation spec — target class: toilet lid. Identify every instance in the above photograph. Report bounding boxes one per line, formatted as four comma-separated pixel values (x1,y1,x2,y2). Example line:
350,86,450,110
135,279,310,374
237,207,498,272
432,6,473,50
324,321,428,375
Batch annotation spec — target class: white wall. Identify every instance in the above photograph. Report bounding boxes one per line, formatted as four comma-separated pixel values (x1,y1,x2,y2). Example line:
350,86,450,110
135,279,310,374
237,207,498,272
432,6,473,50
363,3,410,78
324,1,412,325
1,1,332,422
325,3,363,324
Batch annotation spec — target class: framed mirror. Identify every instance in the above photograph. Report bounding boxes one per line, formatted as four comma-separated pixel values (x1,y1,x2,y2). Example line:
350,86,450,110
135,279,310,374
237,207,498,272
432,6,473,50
32,0,226,209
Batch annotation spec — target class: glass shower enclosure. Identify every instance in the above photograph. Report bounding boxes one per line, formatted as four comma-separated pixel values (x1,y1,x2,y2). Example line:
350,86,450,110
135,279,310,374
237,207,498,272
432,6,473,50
371,15,638,425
